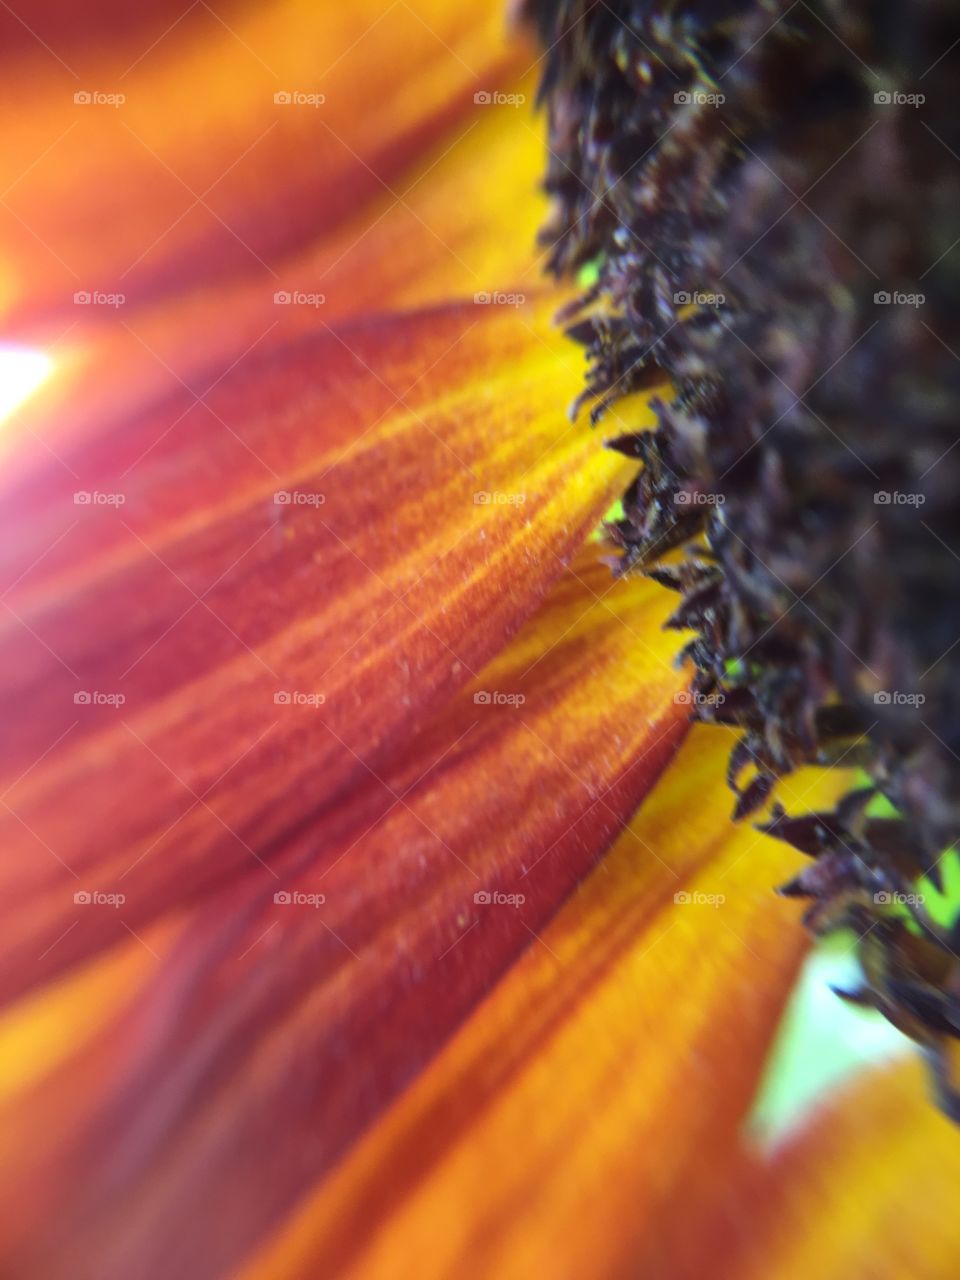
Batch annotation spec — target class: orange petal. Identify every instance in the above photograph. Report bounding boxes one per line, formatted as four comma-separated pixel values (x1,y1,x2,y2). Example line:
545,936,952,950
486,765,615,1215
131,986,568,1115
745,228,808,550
0,299,649,1003
240,729,853,1280
685,1062,960,1280
4,79,550,477
0,545,688,1279
0,0,535,322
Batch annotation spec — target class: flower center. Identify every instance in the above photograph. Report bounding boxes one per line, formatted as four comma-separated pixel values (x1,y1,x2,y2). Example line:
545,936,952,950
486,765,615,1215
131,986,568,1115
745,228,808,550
525,0,960,1118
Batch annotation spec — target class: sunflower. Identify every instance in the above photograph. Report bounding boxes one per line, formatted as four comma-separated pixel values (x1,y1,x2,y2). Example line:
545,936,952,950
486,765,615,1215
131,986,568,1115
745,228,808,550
1,2,958,1279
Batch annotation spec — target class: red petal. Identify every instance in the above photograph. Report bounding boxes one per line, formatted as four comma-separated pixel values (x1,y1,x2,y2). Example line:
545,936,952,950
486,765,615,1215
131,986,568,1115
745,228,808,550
0,300,644,1001
0,547,687,1278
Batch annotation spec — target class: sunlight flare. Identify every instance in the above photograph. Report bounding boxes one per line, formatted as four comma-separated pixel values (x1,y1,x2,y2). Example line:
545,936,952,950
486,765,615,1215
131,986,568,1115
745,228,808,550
0,345,52,425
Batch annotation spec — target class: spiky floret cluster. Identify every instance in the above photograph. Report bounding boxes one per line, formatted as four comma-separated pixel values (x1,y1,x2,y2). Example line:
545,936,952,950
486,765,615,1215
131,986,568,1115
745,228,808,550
525,0,960,1115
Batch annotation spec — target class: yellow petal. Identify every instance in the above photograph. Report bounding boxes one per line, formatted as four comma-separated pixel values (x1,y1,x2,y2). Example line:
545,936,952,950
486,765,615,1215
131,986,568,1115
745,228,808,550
241,730,852,1280
703,1062,960,1280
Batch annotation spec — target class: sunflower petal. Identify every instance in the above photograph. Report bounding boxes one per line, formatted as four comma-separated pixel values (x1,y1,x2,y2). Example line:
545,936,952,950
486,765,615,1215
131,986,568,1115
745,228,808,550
3,81,549,474
0,299,647,1003
0,0,534,321
691,1062,960,1280
0,546,687,1279
240,730,852,1280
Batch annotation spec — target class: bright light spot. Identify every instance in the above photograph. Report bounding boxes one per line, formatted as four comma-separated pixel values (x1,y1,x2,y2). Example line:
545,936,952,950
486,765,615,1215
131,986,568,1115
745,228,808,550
0,344,53,423
746,936,913,1148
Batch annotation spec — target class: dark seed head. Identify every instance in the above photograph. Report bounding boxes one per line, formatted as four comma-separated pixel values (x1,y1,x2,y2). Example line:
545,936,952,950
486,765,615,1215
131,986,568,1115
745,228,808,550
526,0,960,1117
